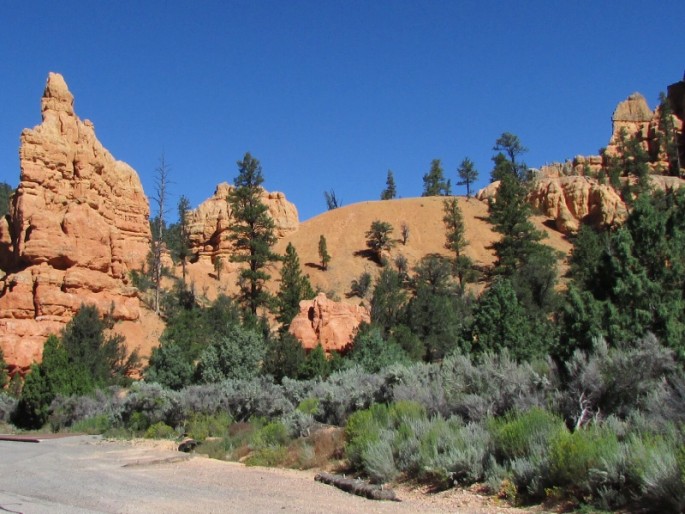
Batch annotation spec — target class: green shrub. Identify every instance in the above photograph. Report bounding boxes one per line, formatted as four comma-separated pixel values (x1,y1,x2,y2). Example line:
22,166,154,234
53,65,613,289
250,421,290,450
185,412,232,440
70,414,112,435
344,404,388,468
490,407,565,461
362,435,399,483
144,421,177,439
548,424,619,494
244,446,289,467
296,397,320,415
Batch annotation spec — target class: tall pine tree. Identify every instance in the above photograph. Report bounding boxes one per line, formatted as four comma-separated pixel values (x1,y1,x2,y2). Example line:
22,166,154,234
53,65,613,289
276,243,314,331
228,153,279,316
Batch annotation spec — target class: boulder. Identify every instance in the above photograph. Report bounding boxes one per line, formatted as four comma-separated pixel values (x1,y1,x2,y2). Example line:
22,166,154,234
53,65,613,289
289,293,370,352
0,73,151,374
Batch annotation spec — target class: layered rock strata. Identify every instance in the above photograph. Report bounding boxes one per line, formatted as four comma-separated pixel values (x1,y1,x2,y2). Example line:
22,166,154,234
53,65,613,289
0,73,150,374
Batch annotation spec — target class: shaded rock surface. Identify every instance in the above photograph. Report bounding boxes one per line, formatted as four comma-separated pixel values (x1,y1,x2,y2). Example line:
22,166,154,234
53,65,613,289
0,73,150,374
289,293,370,352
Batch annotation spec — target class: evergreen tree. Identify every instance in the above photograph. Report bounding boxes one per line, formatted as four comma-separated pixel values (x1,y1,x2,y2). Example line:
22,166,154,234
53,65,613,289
370,268,407,336
0,345,8,389
346,325,408,373
176,195,191,285
151,155,171,314
365,220,395,264
457,157,478,198
422,159,451,196
318,234,331,270
144,343,194,390
442,198,474,287
493,132,528,180
263,333,306,383
490,152,511,182
470,278,550,361
488,173,558,312
276,243,314,331
406,254,471,360
196,324,266,382
228,152,279,316
380,170,397,200
0,182,13,217
61,304,138,387
298,344,330,380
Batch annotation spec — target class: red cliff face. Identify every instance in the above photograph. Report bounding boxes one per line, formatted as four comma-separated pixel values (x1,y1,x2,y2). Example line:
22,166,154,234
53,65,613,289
0,73,151,375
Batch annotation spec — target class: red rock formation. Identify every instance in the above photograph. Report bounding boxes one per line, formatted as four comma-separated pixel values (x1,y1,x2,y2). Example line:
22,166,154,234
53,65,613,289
289,293,370,352
0,73,150,375
186,182,298,261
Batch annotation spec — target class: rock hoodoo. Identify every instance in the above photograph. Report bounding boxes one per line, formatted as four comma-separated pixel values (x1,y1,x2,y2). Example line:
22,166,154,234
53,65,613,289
0,73,151,375
186,182,298,261
289,293,370,352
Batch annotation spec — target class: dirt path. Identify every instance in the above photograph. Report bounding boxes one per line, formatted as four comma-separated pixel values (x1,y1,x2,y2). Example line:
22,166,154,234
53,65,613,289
0,436,537,513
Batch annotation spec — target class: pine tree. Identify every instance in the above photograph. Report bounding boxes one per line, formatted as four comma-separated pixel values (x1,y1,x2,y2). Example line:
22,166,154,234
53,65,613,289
176,195,191,286
422,159,451,196
318,234,331,270
276,242,314,331
227,152,279,316
380,170,397,200
151,154,171,314
442,198,474,287
493,132,528,180
456,157,478,198
365,220,396,264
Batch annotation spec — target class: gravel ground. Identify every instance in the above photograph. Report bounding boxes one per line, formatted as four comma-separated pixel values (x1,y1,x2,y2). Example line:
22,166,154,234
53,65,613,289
0,435,538,513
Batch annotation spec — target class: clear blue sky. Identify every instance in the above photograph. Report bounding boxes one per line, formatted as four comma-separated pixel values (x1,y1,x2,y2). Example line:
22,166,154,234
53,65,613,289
1,1,683,221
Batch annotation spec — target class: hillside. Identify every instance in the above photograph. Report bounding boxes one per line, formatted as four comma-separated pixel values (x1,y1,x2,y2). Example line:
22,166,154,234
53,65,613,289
177,195,572,307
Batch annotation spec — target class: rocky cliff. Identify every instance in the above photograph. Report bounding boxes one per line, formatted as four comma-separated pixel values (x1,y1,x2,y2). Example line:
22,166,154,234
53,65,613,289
478,90,684,234
289,293,370,352
186,182,298,262
0,73,151,375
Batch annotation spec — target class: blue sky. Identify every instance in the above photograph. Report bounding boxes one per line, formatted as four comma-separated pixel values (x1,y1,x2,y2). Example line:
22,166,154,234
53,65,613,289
1,1,683,221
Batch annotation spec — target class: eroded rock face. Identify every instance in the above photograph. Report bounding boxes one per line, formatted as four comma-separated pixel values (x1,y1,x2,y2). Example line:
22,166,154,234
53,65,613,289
187,182,298,261
0,73,150,375
528,176,628,233
289,293,370,352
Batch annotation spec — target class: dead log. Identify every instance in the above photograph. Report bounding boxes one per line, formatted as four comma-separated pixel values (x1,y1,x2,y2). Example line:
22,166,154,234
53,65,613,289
314,472,400,501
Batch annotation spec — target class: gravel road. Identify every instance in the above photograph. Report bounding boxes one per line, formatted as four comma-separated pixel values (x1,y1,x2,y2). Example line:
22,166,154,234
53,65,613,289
0,435,528,513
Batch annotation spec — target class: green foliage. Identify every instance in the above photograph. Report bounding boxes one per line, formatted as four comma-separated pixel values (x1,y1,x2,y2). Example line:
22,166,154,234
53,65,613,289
471,279,551,361
365,220,395,264
380,169,397,200
347,325,409,373
144,342,194,390
406,255,472,360
442,198,475,287
263,333,306,383
276,243,314,331
0,181,13,217
298,344,330,380
349,271,372,298
228,152,279,315
489,408,566,462
70,414,112,435
456,157,478,198
370,268,407,335
318,234,331,270
493,132,528,180
0,346,8,389
197,325,266,383
144,421,177,439
422,158,451,196
185,412,233,440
